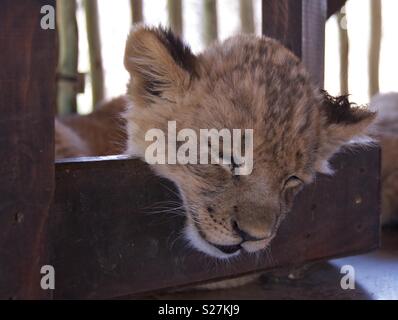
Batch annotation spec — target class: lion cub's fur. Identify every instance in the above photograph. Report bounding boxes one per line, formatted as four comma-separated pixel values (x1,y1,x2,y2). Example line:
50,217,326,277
55,96,127,159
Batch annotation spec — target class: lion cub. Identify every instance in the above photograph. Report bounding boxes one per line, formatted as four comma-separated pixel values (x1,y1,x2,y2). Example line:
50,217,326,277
123,26,375,259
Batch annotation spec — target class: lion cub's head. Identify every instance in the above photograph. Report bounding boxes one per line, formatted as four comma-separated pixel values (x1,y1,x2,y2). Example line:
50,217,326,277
123,26,375,259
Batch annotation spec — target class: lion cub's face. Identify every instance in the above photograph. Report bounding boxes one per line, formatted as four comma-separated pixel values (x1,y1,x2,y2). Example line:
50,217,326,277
123,27,375,259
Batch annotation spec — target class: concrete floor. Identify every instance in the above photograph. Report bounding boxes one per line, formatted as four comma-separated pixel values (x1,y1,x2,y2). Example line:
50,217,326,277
150,227,398,300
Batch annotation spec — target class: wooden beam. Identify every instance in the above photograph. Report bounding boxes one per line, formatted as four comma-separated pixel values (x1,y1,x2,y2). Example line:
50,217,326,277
338,10,349,95
240,0,255,34
130,0,143,24
0,0,56,299
369,0,382,97
84,0,105,107
57,0,78,115
262,0,327,86
51,148,380,299
203,0,218,46
168,0,183,36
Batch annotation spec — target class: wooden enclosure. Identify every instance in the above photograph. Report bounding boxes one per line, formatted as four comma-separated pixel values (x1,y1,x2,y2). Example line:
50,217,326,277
0,0,380,300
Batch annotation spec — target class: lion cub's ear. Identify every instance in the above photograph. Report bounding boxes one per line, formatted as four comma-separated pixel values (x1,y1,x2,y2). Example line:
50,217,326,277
316,90,377,174
124,25,198,106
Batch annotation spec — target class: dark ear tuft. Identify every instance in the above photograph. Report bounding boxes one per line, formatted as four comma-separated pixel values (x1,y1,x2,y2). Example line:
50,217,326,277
153,26,198,77
320,90,375,125
124,25,198,105
315,90,377,173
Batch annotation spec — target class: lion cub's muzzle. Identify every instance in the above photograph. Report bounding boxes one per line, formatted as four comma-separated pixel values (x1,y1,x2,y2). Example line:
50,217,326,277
208,219,276,255
211,238,273,255
186,209,281,259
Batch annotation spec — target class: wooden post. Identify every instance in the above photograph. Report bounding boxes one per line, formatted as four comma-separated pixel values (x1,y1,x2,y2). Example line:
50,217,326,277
0,0,56,299
168,0,183,36
240,0,255,34
338,8,349,95
131,0,143,24
203,0,218,46
262,0,327,86
369,0,382,97
57,0,78,115
84,0,105,107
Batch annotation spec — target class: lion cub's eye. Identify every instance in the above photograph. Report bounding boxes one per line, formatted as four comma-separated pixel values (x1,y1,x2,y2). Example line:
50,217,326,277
284,176,303,190
283,176,304,204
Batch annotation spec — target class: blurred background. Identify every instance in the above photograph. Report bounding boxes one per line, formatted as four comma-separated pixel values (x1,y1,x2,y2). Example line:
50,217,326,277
56,0,397,115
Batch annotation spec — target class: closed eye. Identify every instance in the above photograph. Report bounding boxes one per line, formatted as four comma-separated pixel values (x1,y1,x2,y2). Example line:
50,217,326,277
284,176,303,189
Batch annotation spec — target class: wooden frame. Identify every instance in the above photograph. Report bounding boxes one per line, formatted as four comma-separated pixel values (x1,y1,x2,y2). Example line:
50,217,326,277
0,0,379,300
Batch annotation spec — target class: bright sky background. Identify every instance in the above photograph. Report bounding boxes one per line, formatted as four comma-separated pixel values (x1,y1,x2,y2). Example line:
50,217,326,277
76,0,398,113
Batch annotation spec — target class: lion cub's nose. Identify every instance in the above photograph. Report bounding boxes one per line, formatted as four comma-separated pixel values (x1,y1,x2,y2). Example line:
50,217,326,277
232,220,269,242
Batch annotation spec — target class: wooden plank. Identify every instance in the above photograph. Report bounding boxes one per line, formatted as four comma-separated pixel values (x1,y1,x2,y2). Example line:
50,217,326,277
369,0,382,97
262,0,302,56
130,0,143,24
84,0,105,107
51,148,380,299
57,0,79,115
203,0,218,46
240,0,255,34
0,0,56,299
168,0,183,36
262,0,327,86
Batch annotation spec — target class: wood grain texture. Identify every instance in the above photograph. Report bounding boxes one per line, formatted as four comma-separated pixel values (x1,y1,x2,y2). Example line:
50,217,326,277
52,148,380,299
262,0,327,86
0,0,56,299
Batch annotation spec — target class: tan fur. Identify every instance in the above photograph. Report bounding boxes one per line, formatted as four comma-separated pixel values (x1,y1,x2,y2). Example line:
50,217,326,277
55,119,90,158
123,26,376,257
55,96,127,159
